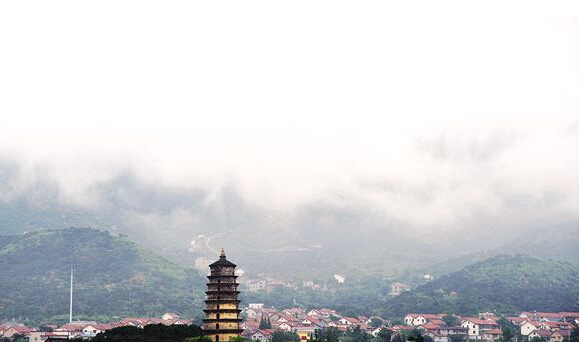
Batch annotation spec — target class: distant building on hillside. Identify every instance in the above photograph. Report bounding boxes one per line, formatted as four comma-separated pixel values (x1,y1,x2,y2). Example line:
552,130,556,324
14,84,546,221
202,249,243,342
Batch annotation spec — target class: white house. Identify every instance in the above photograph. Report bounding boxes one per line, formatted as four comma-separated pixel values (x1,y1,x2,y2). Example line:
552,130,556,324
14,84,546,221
520,321,540,336
461,320,480,338
245,308,259,319
277,322,293,332
162,312,180,321
424,331,449,342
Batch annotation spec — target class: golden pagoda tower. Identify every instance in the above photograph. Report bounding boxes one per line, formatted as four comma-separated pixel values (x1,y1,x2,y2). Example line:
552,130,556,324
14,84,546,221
203,248,243,342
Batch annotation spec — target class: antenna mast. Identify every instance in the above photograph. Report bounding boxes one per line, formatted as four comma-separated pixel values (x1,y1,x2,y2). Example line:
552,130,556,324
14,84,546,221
69,267,73,324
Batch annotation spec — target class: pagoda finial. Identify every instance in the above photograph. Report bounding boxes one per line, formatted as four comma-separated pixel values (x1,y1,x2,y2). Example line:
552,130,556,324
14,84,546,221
220,248,225,258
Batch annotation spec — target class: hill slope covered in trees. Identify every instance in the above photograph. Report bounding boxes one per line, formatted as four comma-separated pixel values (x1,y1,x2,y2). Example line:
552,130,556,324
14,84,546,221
381,254,579,317
0,228,205,323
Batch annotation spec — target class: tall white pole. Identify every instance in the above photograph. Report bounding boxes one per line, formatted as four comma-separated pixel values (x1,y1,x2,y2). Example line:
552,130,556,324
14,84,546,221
69,267,73,324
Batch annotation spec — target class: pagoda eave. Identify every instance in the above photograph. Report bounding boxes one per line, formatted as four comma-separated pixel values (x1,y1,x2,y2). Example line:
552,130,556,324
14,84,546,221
203,318,243,323
203,329,244,334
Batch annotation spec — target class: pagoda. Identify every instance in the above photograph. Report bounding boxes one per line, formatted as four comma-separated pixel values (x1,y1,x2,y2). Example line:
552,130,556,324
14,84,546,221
203,248,243,342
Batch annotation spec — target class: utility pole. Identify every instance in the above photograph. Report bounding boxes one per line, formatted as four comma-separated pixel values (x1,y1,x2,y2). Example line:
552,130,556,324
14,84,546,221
69,267,73,324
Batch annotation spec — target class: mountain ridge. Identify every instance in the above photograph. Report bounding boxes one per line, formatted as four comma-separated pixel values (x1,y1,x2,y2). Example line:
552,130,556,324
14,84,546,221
0,227,206,324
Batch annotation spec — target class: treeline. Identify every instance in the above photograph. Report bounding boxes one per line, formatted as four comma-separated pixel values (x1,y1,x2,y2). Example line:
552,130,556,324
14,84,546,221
91,324,203,342
0,228,206,324
244,255,579,318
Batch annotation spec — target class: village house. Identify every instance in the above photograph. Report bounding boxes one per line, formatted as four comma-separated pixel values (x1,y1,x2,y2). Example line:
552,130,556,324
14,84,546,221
405,314,440,326
520,321,541,336
560,312,579,323
295,326,317,341
424,331,450,342
82,323,113,336
529,329,554,340
162,312,180,321
461,318,500,339
550,330,570,342
2,326,35,338
249,329,275,342
338,317,360,326
520,312,563,323
479,329,502,341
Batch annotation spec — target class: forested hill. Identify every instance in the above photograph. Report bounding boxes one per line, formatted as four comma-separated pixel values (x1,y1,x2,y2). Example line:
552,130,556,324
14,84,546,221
381,254,579,317
0,228,205,323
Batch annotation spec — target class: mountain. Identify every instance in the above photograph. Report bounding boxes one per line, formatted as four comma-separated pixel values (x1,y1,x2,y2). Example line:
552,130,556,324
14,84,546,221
0,166,452,281
381,254,579,317
0,228,205,323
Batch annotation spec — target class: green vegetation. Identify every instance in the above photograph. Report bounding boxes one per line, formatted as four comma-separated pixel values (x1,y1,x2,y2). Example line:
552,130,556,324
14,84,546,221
0,228,205,324
91,323,203,342
381,254,579,316
271,331,300,342
245,254,579,318
259,316,272,329
442,315,459,327
2,228,578,324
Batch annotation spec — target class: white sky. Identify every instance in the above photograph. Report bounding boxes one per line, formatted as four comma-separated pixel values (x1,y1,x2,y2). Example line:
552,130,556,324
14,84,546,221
0,3,578,227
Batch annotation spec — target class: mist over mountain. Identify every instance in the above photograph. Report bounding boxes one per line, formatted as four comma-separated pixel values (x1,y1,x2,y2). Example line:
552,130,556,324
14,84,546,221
1,12,579,300
1,158,578,283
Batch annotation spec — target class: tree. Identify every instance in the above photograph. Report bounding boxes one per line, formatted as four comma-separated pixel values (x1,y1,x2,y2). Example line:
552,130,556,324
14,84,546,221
92,324,203,342
10,334,28,342
501,326,514,342
391,333,406,342
316,327,341,342
442,315,460,327
448,335,465,342
406,334,424,342
370,318,385,328
344,326,370,342
271,331,300,342
229,337,249,342
376,328,392,342
186,337,214,342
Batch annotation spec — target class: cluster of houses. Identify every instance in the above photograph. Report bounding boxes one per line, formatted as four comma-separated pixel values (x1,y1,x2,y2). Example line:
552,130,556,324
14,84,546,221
402,311,579,342
2,309,578,342
241,304,382,341
242,306,579,342
0,312,190,342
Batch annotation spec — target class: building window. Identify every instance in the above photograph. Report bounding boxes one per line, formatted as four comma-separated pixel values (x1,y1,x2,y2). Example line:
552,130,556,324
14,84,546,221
217,305,220,310
217,314,220,319
216,335,219,342
216,323,220,330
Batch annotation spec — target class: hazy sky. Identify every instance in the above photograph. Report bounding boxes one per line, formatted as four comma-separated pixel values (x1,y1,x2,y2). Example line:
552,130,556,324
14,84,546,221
0,4,578,229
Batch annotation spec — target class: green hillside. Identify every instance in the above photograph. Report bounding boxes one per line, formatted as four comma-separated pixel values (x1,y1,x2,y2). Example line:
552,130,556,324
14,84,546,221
381,254,579,317
0,228,205,323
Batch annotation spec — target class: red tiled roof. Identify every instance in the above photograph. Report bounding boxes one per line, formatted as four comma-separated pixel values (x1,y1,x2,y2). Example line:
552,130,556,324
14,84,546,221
421,314,440,319
553,329,571,336
420,323,440,330
559,312,579,318
531,330,552,337
483,329,502,335
9,326,34,334
462,318,498,325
